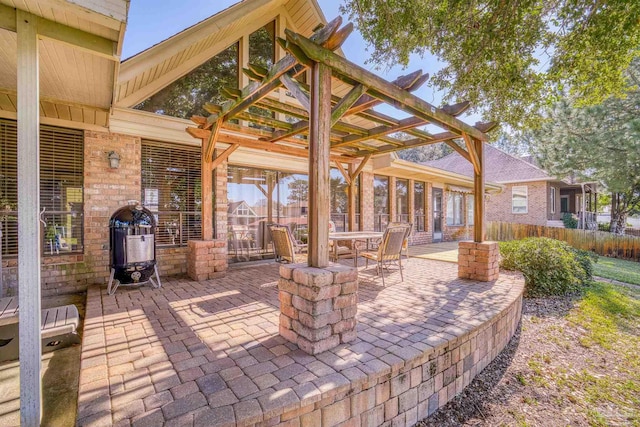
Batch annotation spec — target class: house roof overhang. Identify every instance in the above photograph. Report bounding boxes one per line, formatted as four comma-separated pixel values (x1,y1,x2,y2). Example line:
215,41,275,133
115,0,333,110
0,0,128,127
373,154,504,194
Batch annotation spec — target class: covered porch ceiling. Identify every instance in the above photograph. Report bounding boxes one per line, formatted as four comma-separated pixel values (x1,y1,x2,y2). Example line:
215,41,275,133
186,17,497,166
0,0,126,126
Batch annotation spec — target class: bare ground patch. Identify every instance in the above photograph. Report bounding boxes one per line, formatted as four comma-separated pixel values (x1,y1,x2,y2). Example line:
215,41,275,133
417,284,639,427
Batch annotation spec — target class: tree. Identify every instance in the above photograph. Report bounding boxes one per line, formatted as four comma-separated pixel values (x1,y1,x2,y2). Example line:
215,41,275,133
531,61,640,234
341,0,640,129
397,142,452,163
287,178,309,206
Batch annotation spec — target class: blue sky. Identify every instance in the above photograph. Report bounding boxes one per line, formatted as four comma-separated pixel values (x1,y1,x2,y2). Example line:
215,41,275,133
122,0,478,123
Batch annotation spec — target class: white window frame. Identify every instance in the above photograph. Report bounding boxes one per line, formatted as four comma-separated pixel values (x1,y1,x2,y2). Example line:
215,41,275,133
446,192,464,226
550,187,556,214
512,186,528,214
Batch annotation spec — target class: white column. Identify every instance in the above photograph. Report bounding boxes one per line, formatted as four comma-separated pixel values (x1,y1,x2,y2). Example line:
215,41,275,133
17,10,42,427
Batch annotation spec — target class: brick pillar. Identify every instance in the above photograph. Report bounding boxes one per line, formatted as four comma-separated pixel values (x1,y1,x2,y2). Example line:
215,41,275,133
458,241,499,281
187,239,227,281
278,263,358,355
214,153,228,241
361,172,374,231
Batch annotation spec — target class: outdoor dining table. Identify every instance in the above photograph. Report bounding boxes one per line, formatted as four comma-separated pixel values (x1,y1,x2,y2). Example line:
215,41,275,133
329,231,384,267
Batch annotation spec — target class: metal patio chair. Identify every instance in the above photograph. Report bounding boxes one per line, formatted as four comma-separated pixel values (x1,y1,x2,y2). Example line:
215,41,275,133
361,224,410,286
387,221,413,260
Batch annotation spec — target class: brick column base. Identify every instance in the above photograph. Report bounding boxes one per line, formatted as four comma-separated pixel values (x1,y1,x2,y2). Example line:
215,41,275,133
278,263,358,355
458,241,500,282
187,239,227,281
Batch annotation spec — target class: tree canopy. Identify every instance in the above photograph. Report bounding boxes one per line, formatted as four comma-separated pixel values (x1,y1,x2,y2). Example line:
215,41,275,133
341,0,640,130
531,60,640,232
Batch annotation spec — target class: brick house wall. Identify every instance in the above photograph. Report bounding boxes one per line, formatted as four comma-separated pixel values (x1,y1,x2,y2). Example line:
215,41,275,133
485,181,550,226
0,130,226,297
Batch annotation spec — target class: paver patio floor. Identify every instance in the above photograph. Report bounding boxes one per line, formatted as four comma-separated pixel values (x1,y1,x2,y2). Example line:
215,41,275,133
77,257,523,426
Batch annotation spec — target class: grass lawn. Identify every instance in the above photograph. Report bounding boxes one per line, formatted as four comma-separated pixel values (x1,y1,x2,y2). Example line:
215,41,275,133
593,256,640,285
565,282,640,425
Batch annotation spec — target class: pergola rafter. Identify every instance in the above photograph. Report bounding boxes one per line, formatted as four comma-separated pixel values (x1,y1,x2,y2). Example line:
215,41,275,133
186,17,498,265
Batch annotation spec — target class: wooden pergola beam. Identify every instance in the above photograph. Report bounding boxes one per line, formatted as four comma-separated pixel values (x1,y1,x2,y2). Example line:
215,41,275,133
285,30,488,142
187,126,357,163
208,17,344,127
462,132,481,175
334,160,351,185
473,137,485,242
345,70,428,117
210,144,240,170
205,118,222,161
308,62,332,267
351,132,459,157
330,84,367,126
442,101,471,117
350,154,372,181
445,140,472,163
280,73,310,111
332,116,427,148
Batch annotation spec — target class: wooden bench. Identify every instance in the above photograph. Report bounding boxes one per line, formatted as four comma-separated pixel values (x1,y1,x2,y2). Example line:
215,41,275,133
0,297,81,363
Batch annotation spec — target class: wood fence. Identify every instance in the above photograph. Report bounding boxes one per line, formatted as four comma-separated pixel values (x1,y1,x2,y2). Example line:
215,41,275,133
486,221,640,261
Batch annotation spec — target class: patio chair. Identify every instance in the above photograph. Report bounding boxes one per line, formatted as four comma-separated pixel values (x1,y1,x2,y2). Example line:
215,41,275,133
361,224,410,286
388,221,413,260
328,220,354,262
269,225,306,263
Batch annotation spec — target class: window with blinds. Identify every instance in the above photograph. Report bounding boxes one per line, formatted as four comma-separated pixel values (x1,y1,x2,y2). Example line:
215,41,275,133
0,119,84,257
141,140,207,246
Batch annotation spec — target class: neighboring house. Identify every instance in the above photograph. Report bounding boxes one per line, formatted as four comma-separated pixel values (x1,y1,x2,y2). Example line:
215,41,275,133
0,0,498,295
227,201,259,226
425,144,598,228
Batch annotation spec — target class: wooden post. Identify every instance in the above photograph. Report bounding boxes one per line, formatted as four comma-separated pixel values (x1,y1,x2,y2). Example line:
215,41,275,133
473,138,485,242
408,179,415,225
201,139,214,240
307,62,331,267
348,163,357,232
17,10,42,426
267,174,274,223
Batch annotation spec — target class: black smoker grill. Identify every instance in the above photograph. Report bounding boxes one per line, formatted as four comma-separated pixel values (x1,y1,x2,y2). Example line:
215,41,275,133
107,201,161,295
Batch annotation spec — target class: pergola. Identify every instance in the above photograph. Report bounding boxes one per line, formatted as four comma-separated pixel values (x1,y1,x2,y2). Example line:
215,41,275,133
187,17,495,268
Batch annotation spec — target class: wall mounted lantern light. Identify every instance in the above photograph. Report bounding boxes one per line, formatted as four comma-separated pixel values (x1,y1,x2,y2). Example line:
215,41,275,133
108,151,121,169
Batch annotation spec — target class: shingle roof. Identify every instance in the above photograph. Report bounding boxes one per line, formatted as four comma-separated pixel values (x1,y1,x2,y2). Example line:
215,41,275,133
423,144,553,183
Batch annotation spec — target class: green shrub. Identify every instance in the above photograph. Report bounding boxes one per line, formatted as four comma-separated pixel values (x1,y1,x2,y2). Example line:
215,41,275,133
598,222,611,232
562,212,578,229
499,237,595,297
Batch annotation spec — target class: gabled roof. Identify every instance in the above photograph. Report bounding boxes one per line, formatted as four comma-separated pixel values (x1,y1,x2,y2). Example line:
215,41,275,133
424,144,554,184
228,200,257,216
115,0,327,108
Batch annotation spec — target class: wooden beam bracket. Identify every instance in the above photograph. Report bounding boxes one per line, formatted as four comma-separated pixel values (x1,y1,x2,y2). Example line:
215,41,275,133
210,144,239,170
330,84,367,126
280,73,310,111
462,132,481,175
